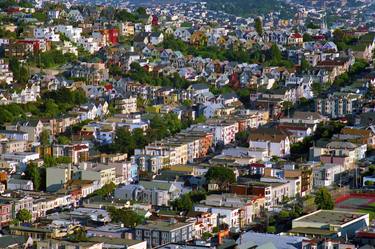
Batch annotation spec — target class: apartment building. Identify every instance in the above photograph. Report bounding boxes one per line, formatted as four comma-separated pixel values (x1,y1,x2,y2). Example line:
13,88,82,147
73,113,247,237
135,220,194,248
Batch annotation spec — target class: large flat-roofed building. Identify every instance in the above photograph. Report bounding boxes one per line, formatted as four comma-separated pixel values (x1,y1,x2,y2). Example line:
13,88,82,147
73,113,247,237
135,220,194,248
289,210,370,239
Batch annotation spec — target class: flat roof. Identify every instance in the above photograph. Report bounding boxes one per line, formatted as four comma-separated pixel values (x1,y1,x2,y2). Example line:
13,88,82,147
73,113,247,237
293,210,368,226
88,237,143,246
289,227,338,236
136,220,192,231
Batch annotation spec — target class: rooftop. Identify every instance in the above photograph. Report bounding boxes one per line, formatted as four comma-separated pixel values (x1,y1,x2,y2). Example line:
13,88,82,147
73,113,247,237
293,210,368,226
136,220,192,231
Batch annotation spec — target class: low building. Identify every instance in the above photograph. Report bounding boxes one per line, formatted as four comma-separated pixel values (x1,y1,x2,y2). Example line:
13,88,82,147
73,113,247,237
7,178,34,191
134,220,194,248
289,210,370,239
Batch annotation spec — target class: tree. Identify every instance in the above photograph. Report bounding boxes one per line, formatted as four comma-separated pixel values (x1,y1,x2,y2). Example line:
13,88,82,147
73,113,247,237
236,130,250,147
107,207,144,228
314,187,334,210
57,135,71,145
9,58,30,83
266,226,276,233
270,43,282,63
67,228,88,242
16,209,32,222
25,163,41,191
172,194,193,212
202,232,213,240
300,58,311,73
255,17,263,35
90,182,116,197
205,166,236,191
40,130,50,146
303,33,313,42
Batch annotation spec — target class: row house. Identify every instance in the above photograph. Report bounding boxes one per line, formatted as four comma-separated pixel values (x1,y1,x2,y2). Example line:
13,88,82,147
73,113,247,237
0,59,13,85
33,27,60,42
316,92,362,118
311,141,367,170
114,181,181,207
114,96,138,114
6,120,44,142
8,84,40,104
52,143,89,165
248,128,291,157
192,119,239,145
54,25,82,43
194,194,265,229
313,164,344,188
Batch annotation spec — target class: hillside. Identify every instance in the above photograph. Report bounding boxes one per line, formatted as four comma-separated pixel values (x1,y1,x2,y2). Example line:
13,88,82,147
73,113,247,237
206,0,296,18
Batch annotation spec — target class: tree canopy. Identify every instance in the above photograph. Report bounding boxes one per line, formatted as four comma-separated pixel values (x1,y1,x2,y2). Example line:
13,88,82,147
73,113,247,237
314,187,334,210
107,206,144,228
205,166,236,190
16,209,32,223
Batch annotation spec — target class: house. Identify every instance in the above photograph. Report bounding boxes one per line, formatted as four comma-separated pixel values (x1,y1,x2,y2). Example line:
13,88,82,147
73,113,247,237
6,120,44,142
280,111,326,126
248,128,291,157
174,28,192,42
313,164,345,188
288,33,303,45
0,130,29,141
149,32,164,45
68,10,84,22
7,178,34,191
194,194,264,229
316,92,362,118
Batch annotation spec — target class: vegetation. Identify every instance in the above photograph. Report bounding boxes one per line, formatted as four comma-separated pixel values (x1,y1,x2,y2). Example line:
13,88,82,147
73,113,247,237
16,209,32,223
205,166,236,191
0,88,87,125
67,228,88,242
98,113,185,155
88,182,116,198
107,206,144,228
314,187,334,210
162,36,293,67
25,163,42,191
9,58,30,83
206,0,296,18
171,190,207,212
255,17,263,36
30,50,77,69
332,59,368,88
43,156,71,168
127,62,191,89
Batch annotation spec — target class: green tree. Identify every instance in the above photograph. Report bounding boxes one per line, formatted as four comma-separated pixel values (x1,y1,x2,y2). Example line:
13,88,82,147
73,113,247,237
236,130,250,147
107,207,144,228
300,58,311,73
202,232,213,240
16,209,32,223
172,194,193,212
303,33,313,42
67,228,88,242
9,58,30,83
314,187,334,210
270,43,282,63
205,166,236,191
266,225,276,233
25,163,41,191
90,182,116,197
255,17,263,35
40,130,50,146
57,135,71,145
